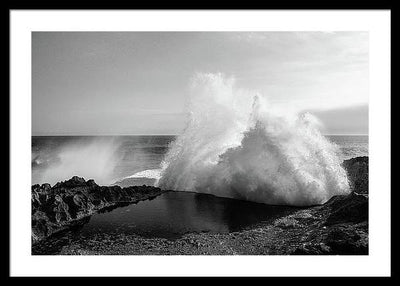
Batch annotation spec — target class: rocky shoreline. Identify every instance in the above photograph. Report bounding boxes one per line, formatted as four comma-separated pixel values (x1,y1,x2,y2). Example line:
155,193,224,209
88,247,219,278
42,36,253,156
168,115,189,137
32,156,368,255
32,177,168,243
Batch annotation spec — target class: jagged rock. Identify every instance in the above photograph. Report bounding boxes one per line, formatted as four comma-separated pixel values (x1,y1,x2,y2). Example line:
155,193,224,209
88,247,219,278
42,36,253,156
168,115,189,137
292,243,331,255
343,156,369,193
31,176,168,244
324,192,368,226
323,222,368,254
292,222,368,255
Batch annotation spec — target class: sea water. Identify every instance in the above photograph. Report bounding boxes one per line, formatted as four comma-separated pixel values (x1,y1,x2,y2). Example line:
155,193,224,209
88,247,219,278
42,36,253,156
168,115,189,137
32,134,368,187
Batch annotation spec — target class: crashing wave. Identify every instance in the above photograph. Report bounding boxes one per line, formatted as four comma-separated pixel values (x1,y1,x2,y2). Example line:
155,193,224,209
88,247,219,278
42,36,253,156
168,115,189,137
157,73,350,206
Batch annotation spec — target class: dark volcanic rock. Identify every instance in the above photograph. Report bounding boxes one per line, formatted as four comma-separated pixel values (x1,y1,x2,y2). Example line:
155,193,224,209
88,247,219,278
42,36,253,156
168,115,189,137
32,176,167,243
291,178,369,255
343,156,369,193
324,192,368,226
323,223,368,254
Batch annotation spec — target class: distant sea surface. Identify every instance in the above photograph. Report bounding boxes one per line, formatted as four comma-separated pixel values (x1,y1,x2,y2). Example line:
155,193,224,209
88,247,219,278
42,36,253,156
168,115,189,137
32,135,368,187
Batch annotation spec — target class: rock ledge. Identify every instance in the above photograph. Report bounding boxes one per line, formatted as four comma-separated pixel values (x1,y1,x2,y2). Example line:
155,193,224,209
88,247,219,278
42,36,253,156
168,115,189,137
32,176,167,243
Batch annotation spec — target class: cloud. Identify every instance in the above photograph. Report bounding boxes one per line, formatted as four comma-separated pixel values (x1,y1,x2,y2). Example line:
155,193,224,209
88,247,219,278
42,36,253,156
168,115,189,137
306,104,368,135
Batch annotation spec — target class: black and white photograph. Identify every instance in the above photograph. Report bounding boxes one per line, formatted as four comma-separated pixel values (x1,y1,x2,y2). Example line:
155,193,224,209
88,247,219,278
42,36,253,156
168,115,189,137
30,31,370,256
9,9,391,277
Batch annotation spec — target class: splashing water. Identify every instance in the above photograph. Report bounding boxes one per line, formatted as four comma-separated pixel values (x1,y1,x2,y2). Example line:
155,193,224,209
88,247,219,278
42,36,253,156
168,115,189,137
35,137,122,186
157,73,350,206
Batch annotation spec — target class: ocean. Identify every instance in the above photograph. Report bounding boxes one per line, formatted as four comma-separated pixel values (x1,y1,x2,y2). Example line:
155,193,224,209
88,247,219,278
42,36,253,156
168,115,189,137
31,134,368,253
32,135,368,187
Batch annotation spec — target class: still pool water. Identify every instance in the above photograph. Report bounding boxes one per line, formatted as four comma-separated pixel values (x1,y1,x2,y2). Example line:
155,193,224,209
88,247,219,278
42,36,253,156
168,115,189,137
32,191,298,254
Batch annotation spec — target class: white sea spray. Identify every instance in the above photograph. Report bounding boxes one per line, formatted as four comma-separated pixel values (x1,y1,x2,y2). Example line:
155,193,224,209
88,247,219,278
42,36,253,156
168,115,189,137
158,73,350,206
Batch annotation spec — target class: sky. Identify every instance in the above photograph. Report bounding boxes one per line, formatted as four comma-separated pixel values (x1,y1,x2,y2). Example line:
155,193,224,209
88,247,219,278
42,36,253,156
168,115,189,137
32,32,368,135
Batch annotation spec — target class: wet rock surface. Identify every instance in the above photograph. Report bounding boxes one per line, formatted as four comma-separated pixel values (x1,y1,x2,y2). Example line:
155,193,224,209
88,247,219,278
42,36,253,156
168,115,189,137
343,156,368,194
32,156,368,255
32,176,167,244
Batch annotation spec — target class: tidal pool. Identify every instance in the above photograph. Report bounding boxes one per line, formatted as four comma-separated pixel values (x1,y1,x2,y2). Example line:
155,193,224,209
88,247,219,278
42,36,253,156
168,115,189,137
32,191,298,254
